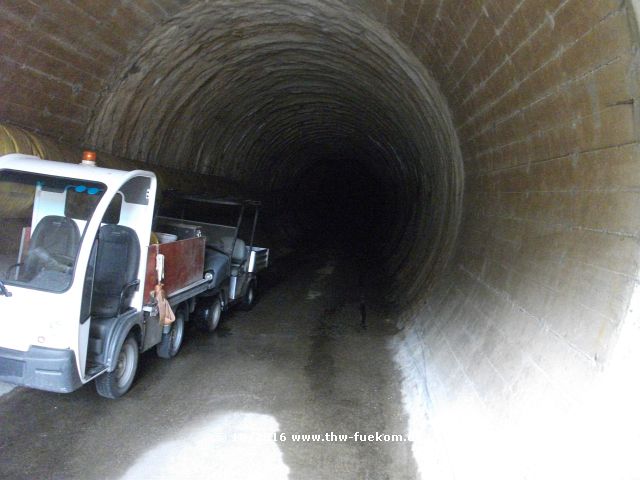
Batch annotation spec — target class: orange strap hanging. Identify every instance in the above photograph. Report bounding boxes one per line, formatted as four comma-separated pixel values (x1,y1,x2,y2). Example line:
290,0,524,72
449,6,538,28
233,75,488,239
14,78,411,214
154,283,175,325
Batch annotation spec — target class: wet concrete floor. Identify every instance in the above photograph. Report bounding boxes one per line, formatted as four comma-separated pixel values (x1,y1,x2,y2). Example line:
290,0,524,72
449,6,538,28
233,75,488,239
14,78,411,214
0,251,417,479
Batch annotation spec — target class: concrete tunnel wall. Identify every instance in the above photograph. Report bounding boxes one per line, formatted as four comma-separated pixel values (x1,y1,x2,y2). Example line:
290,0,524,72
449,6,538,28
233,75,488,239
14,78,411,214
2,1,640,477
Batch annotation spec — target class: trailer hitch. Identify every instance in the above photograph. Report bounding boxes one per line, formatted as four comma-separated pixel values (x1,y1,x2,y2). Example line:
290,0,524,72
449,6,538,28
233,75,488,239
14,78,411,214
0,280,12,297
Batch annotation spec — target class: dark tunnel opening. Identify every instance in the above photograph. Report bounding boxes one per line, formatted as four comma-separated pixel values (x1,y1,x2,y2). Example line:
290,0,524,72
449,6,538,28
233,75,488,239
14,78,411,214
275,148,403,263
290,156,393,251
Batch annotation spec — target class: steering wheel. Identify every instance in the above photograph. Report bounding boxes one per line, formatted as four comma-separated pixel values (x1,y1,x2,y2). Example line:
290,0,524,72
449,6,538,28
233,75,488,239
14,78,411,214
30,248,74,274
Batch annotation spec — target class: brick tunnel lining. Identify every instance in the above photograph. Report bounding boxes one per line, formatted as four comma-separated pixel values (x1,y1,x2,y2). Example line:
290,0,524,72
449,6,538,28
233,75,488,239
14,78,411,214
2,0,640,477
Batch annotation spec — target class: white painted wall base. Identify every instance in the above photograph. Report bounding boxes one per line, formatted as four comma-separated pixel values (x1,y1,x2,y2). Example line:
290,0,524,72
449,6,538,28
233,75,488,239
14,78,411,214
0,382,15,397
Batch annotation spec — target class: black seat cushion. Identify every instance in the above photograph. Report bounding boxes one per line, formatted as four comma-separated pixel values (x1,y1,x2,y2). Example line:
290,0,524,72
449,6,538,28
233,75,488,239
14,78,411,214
220,236,247,263
91,224,140,319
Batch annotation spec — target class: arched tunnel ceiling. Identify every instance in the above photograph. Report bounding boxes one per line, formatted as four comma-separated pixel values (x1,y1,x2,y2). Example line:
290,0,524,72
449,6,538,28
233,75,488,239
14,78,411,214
86,0,444,177
83,0,465,305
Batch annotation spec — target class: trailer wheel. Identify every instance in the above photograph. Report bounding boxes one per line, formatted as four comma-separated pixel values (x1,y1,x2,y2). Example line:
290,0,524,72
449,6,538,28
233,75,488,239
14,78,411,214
197,296,222,332
156,305,186,359
238,280,257,311
96,334,139,399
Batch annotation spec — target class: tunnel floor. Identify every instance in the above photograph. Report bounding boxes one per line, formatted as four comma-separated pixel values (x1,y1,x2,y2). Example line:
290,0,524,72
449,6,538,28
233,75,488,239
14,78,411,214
0,250,417,480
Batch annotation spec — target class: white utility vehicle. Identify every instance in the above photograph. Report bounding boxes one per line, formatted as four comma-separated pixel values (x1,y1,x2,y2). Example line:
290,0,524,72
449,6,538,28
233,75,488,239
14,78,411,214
0,153,268,398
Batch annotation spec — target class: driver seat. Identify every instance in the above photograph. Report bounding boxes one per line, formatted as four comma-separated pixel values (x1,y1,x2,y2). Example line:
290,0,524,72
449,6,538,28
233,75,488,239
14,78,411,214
23,215,80,279
91,224,141,319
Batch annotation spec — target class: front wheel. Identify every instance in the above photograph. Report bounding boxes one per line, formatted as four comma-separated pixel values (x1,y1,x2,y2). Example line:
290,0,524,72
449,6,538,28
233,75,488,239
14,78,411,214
96,334,139,399
157,306,186,359
196,296,222,332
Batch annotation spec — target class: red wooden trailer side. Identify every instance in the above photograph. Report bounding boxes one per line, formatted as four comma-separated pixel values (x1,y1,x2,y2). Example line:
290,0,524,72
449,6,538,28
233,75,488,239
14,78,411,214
144,237,205,303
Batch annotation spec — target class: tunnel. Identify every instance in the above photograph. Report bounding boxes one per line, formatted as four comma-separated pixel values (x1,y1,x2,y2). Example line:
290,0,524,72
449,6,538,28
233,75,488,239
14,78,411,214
1,1,640,478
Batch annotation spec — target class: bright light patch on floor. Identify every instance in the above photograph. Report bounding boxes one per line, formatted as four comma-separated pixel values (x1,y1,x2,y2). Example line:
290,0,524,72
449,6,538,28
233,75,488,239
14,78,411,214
120,412,289,480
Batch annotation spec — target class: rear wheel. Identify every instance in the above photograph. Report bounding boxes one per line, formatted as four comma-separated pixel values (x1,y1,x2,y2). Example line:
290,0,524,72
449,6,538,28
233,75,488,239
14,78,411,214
96,334,139,399
196,296,222,332
238,280,256,311
157,306,186,358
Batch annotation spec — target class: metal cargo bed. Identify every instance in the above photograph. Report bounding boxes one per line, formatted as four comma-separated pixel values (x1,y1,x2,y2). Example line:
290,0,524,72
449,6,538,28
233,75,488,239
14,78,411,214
248,247,269,273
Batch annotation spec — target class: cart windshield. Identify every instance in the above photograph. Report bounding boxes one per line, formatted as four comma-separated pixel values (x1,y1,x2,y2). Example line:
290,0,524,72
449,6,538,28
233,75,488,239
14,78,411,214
0,169,107,293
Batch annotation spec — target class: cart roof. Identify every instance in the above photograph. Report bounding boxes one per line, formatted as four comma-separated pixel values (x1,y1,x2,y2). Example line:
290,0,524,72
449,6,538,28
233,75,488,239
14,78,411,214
0,154,156,190
176,194,261,207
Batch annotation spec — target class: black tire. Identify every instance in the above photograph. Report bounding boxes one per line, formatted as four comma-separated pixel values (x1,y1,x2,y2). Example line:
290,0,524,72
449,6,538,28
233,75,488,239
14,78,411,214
95,334,139,399
156,305,186,359
238,280,257,311
197,296,222,332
